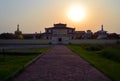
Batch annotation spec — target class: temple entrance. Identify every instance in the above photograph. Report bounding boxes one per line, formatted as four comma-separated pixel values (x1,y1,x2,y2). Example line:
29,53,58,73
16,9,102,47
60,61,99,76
58,38,62,42
51,37,69,44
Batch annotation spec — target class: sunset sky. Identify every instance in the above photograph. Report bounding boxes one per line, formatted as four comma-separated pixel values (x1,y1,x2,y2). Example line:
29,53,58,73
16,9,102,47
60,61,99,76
0,0,120,34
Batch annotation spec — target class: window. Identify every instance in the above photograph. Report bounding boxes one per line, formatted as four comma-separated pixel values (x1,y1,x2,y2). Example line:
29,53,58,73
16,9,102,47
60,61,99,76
48,30,51,33
69,30,73,33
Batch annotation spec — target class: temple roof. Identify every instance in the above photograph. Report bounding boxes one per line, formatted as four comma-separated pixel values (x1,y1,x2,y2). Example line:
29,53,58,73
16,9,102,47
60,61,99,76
54,23,66,28
45,23,75,30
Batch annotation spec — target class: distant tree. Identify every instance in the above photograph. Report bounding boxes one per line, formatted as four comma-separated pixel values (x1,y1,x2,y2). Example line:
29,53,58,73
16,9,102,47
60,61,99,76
0,33,15,39
108,33,119,39
92,32,99,39
23,35,33,39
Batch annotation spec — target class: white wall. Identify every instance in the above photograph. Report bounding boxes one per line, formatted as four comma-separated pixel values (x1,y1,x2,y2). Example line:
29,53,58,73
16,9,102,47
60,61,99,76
0,39,119,45
0,39,51,45
69,39,120,44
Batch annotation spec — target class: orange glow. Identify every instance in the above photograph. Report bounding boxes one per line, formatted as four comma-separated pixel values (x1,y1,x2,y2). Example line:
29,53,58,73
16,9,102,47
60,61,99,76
67,4,87,22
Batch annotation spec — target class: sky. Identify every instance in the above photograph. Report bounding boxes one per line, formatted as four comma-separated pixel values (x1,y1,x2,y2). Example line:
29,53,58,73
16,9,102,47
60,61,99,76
0,0,120,34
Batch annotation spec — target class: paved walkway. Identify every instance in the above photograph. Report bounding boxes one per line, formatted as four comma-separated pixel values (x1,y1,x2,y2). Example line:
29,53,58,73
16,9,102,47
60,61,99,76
13,45,111,81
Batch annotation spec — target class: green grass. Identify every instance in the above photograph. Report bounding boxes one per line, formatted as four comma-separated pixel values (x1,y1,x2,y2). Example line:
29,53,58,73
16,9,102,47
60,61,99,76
99,48,120,62
67,44,120,81
0,47,49,81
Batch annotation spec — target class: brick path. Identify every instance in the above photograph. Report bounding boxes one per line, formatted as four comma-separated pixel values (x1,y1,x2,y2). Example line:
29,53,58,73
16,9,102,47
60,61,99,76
13,45,111,81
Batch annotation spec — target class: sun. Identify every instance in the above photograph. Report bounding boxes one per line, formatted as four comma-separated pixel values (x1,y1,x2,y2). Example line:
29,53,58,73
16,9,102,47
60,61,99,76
67,5,87,22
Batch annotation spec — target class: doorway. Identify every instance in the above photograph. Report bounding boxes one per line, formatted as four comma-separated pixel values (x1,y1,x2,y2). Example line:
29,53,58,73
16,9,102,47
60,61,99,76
58,38,62,42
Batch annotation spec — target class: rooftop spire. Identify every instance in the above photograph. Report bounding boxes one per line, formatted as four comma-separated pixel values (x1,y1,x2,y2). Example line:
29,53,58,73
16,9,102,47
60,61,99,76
101,25,103,31
17,24,19,31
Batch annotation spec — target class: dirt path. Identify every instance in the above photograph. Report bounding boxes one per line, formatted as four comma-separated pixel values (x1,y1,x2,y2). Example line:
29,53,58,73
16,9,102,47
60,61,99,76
13,45,111,81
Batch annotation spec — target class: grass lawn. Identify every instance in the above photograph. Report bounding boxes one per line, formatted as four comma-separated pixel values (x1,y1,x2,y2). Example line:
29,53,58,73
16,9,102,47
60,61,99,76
0,47,49,81
67,44,120,81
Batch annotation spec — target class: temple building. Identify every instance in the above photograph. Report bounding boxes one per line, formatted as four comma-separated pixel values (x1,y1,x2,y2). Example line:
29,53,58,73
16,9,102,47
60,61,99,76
97,25,107,39
0,22,119,41
44,23,75,44
15,24,22,35
75,31,86,39
83,30,93,39
14,24,23,39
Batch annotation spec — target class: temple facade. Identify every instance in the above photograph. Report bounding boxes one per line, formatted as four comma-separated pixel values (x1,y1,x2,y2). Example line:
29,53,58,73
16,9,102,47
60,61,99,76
44,23,75,44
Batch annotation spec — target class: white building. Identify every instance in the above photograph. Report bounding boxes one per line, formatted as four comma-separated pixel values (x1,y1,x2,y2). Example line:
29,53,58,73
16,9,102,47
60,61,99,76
83,30,93,39
44,23,75,44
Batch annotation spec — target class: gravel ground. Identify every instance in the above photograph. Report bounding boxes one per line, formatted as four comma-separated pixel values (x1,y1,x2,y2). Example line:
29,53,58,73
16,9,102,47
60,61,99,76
13,45,111,81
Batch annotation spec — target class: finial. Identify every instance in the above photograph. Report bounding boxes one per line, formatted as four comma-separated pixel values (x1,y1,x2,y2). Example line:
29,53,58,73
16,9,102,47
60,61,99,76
101,24,103,31
17,24,19,31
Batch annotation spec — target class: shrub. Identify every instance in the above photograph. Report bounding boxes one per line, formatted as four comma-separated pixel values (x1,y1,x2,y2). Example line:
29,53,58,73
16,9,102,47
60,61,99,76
84,45,103,51
100,48,120,62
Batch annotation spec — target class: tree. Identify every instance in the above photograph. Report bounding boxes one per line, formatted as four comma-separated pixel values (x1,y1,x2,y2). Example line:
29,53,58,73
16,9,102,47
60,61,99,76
0,33,15,39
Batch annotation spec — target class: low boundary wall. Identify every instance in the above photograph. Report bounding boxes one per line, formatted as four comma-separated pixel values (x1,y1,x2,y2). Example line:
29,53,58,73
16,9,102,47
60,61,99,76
69,39,120,44
0,39,51,45
0,39,119,45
